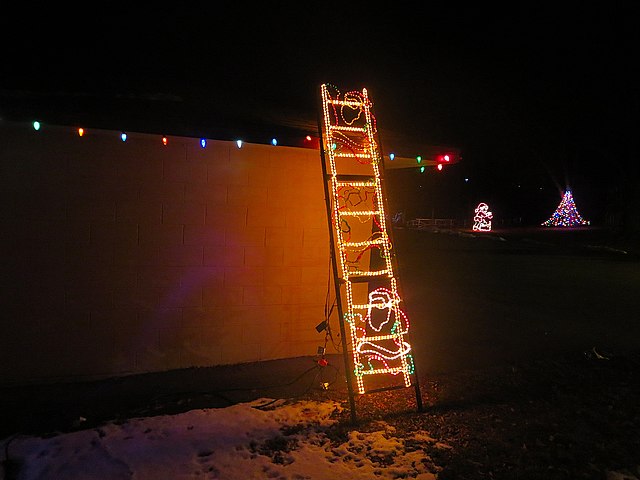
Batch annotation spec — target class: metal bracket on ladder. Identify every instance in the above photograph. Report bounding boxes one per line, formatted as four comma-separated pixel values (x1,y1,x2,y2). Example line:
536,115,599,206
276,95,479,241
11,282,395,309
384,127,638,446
317,83,423,422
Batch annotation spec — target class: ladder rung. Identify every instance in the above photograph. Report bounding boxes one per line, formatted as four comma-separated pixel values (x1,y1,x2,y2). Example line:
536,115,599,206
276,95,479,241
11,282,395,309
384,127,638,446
342,238,387,248
327,176,377,186
357,366,408,377
351,302,400,311
355,333,407,342
352,304,401,312
338,210,382,217
331,153,373,160
326,99,365,107
334,174,377,183
360,384,409,394
345,270,391,282
342,276,369,284
359,365,407,374
335,180,377,188
329,125,367,133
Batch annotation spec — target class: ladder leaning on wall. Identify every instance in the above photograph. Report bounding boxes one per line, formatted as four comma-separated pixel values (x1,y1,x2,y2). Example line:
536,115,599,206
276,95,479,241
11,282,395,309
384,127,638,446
317,83,423,419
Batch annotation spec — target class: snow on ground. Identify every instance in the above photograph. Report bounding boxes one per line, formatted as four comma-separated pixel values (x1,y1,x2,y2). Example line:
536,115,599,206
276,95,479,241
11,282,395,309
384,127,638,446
3,398,443,480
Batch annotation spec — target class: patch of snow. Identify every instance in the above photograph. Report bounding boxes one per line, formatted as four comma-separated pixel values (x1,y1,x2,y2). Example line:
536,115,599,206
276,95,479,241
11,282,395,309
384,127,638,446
4,398,442,480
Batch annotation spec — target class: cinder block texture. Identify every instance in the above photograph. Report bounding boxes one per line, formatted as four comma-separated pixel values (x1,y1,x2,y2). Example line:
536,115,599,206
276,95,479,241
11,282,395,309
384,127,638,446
0,122,333,384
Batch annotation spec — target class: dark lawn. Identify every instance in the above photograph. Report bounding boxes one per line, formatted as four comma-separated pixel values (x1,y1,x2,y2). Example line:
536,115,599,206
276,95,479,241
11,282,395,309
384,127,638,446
392,226,640,375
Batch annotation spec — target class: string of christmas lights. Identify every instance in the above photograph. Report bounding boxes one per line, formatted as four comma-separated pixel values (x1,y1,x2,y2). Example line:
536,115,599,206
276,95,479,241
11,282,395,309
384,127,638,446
26,120,317,151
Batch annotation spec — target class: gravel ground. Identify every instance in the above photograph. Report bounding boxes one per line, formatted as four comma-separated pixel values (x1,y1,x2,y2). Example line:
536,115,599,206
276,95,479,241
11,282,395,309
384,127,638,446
4,348,637,479
319,347,640,480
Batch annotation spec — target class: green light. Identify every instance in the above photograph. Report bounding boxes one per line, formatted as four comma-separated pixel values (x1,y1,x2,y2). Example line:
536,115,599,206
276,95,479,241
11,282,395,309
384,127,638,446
33,121,41,131
420,166,425,173
416,155,422,163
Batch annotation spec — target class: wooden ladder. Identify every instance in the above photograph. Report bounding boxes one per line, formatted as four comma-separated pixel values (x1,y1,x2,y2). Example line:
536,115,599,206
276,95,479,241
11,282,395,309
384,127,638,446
318,83,423,420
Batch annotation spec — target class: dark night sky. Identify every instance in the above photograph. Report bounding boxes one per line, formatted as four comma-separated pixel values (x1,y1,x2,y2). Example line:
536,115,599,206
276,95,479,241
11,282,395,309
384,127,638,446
1,4,638,225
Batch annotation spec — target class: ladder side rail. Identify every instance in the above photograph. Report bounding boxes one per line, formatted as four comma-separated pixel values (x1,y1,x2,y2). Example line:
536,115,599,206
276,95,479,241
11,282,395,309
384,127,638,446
364,98,424,411
318,86,357,422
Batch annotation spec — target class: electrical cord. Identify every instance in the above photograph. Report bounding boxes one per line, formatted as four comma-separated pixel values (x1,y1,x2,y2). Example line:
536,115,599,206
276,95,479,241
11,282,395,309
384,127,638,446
128,359,340,417
324,256,343,353
324,299,342,353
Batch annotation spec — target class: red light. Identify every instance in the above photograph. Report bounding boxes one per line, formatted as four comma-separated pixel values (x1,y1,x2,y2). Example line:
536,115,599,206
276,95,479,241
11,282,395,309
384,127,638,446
301,135,320,149
162,136,168,145
444,154,450,162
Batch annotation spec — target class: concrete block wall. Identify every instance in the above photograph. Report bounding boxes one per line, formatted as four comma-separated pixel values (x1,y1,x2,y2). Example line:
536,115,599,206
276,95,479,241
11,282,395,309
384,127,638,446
0,121,334,384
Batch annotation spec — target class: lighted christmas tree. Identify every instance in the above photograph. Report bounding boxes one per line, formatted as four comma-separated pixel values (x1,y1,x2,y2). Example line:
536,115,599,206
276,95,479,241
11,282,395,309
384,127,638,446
542,189,590,227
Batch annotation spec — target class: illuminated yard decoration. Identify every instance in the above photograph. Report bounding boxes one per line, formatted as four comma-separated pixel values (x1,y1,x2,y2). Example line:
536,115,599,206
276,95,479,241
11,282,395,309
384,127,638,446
318,84,420,400
542,189,590,227
473,202,493,232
